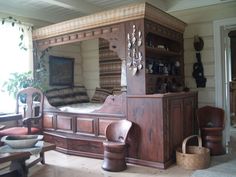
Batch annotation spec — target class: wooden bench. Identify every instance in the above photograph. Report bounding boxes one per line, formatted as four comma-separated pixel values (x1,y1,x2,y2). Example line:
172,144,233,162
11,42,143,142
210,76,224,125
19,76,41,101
0,142,56,177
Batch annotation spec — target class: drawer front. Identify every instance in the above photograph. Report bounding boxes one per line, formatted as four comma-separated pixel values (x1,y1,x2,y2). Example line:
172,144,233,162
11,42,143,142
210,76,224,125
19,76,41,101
44,134,68,149
56,115,73,132
68,139,103,154
98,119,118,137
76,118,95,136
43,114,54,129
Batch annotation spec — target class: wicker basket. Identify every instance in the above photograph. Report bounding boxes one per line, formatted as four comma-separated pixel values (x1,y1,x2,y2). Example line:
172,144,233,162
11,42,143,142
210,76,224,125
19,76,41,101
176,135,210,170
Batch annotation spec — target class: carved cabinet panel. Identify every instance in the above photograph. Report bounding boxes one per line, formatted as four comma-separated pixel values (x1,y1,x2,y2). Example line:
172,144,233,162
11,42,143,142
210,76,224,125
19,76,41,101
127,92,197,169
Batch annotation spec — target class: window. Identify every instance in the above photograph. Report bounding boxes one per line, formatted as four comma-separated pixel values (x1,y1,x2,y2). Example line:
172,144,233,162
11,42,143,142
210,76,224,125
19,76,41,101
0,20,33,113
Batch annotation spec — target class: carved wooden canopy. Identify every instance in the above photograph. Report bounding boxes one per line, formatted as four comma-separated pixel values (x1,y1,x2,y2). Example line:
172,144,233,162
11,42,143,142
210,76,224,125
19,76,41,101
32,2,186,89
33,2,186,52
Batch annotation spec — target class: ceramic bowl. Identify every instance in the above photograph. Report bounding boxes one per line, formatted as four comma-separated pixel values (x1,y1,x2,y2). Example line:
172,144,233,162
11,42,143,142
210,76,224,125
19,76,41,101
1,135,43,149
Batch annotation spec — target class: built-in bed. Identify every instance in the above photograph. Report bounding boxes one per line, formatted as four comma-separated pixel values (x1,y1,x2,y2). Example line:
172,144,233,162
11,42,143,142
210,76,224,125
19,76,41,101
33,2,198,169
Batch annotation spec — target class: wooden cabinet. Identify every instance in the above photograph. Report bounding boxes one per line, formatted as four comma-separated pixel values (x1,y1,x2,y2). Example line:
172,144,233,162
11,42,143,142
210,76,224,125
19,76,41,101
127,92,197,169
145,20,184,94
126,19,185,95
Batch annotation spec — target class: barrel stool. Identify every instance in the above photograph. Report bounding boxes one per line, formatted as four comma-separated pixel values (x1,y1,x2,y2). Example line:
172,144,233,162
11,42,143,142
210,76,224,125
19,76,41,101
197,106,225,155
102,120,132,172
102,141,127,171
201,128,225,155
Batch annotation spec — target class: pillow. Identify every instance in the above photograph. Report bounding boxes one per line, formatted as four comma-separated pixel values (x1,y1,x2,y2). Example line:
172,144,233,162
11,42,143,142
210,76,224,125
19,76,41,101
45,86,90,106
91,87,112,103
112,87,122,95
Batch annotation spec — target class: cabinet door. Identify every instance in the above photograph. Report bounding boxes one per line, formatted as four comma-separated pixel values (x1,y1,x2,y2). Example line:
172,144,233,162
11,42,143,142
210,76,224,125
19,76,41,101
168,99,183,159
183,97,196,138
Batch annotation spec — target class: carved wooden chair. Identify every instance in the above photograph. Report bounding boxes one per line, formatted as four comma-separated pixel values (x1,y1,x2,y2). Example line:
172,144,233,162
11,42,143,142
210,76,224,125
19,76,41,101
197,106,225,155
0,87,44,137
102,119,132,172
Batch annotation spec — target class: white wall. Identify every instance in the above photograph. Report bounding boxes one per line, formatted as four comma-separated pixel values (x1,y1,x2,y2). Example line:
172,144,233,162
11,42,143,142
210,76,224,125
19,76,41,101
48,44,83,87
81,39,99,98
170,1,236,108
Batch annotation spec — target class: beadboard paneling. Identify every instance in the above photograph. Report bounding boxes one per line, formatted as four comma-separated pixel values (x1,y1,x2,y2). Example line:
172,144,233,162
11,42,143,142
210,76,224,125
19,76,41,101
183,21,215,107
46,44,82,88
81,39,99,99
185,76,215,88
185,63,214,77
184,22,213,39
184,50,214,64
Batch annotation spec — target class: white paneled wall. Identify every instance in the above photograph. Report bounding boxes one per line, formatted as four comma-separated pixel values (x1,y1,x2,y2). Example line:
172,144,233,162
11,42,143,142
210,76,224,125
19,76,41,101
182,22,215,107
44,40,99,99
171,1,236,107
81,39,99,99
47,44,82,88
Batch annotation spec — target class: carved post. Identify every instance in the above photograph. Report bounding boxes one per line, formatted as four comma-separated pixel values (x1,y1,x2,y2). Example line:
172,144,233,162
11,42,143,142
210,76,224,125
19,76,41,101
121,58,127,92
127,25,143,76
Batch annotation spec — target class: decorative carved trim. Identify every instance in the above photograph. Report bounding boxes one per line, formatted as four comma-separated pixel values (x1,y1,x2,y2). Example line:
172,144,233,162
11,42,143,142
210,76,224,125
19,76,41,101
127,25,143,75
145,20,183,42
33,3,145,40
36,25,121,51
145,3,186,34
33,2,186,41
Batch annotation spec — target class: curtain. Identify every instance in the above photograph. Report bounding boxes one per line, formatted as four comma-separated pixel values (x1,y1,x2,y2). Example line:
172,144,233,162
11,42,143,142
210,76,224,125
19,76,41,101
0,20,33,113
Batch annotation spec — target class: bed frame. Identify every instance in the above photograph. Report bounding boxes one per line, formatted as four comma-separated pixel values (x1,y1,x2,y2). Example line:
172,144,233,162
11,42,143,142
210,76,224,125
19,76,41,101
42,92,126,159
33,2,197,169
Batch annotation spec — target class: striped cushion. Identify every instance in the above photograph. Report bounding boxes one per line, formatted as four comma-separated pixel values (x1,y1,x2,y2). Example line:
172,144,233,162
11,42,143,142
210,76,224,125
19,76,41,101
91,87,112,103
45,86,89,106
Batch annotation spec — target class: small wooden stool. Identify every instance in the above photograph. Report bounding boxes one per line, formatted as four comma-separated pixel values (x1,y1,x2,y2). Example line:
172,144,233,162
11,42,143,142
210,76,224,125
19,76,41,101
197,106,225,156
201,128,225,155
101,120,132,172
102,141,127,172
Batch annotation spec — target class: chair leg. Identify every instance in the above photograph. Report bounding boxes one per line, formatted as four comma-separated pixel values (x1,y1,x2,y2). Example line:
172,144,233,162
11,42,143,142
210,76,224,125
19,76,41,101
10,159,28,177
0,170,21,177
40,152,45,164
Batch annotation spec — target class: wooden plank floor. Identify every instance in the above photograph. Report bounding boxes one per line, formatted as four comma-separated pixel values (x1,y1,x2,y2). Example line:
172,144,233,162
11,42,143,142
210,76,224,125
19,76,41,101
28,132,236,177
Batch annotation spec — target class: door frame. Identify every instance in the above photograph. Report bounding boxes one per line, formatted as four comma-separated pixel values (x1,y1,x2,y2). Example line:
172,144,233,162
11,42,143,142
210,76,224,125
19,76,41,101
214,17,236,145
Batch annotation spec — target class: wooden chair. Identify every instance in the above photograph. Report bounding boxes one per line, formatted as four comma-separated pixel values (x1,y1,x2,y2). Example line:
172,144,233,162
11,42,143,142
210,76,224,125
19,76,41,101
197,106,225,155
102,119,132,172
0,87,44,137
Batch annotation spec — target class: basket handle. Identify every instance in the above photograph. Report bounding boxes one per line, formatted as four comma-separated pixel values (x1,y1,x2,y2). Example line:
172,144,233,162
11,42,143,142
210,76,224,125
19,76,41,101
182,135,202,154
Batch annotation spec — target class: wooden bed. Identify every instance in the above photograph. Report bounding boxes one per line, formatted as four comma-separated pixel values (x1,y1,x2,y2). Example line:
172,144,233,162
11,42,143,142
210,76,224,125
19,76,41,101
33,2,198,169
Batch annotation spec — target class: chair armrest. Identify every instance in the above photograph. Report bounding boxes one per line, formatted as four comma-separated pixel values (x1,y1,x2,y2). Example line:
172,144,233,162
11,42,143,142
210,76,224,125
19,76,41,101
0,125,6,130
22,116,41,123
0,114,22,122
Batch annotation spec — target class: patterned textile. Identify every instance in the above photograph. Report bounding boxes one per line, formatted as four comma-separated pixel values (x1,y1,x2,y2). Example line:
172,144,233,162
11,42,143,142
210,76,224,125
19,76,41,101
45,86,89,106
90,87,112,103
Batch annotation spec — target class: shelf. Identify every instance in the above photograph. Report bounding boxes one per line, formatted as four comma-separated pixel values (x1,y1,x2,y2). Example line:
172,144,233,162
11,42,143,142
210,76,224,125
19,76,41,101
146,47,181,57
146,74,182,78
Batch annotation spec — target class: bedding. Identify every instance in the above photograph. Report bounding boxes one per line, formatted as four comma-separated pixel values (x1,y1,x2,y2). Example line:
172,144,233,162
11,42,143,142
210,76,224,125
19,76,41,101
45,86,90,106
90,87,112,103
58,102,103,113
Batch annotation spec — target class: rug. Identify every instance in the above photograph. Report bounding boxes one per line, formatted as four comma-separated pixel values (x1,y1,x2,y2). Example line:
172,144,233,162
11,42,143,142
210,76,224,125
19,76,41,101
190,153,236,177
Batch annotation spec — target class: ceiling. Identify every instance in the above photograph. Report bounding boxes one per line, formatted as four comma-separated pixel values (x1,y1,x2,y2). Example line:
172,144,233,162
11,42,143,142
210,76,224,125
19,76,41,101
0,0,235,23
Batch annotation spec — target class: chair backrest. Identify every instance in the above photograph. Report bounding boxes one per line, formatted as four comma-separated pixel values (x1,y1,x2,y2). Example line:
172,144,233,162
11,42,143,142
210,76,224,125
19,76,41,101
197,106,225,128
16,87,44,119
105,119,132,143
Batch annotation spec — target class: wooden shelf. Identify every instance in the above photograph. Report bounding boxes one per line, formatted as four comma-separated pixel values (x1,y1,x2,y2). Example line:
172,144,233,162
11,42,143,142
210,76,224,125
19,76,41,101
146,47,181,57
146,74,182,78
